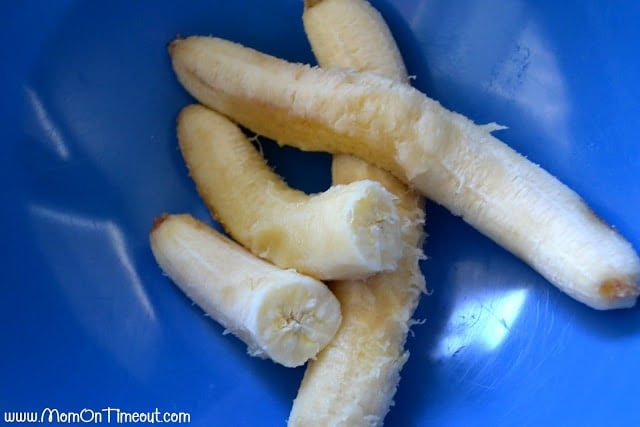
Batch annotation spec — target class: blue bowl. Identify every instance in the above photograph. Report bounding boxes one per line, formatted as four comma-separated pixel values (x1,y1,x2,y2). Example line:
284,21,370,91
2,1,639,426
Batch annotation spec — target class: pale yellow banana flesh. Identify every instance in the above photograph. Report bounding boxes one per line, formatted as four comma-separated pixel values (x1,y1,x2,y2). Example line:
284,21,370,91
289,268,424,427
302,0,408,82
177,104,404,281
169,35,640,309
149,214,342,368
289,1,426,426
283,136,423,427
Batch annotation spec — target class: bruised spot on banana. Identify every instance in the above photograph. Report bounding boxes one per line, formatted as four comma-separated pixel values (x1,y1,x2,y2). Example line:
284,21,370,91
169,35,640,310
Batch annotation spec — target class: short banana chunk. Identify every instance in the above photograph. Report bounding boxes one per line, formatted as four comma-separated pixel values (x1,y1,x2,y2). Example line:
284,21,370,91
289,1,426,426
150,213,342,368
178,104,404,281
169,35,640,309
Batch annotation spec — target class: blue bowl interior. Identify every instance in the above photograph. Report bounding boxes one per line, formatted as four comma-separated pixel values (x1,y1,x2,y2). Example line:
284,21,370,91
2,1,639,425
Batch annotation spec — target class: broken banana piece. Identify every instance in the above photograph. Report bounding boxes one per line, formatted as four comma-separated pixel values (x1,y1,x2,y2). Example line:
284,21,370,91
150,213,342,368
177,104,404,281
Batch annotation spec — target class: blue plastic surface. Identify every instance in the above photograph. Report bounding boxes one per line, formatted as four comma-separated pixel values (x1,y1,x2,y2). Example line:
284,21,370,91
2,1,639,426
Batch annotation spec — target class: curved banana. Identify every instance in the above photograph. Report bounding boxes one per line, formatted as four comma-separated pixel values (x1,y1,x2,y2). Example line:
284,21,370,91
177,104,404,281
149,213,342,368
168,35,640,309
289,1,425,426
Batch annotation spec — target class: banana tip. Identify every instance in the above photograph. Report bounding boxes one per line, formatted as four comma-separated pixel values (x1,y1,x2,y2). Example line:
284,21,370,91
304,0,323,9
167,36,184,55
152,213,170,232
599,278,640,301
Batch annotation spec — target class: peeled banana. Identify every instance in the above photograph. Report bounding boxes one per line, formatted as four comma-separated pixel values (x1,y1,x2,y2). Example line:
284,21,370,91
149,213,342,368
289,1,426,426
177,104,404,281
169,35,640,309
